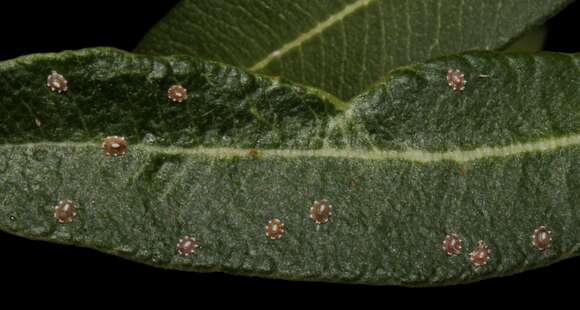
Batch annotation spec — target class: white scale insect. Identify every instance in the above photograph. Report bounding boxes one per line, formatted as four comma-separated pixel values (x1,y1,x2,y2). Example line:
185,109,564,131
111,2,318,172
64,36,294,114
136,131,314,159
47,71,68,93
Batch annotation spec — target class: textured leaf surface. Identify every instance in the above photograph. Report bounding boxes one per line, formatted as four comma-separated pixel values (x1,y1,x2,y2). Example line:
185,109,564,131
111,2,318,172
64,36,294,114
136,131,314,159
2,49,580,286
136,0,572,99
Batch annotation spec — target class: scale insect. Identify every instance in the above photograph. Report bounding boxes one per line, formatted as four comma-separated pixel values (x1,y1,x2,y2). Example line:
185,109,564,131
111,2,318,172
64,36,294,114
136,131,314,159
54,200,77,224
265,219,285,240
532,226,552,252
309,199,332,224
447,69,466,91
102,136,128,156
168,84,188,103
470,240,491,267
442,233,462,256
47,71,68,93
177,236,200,256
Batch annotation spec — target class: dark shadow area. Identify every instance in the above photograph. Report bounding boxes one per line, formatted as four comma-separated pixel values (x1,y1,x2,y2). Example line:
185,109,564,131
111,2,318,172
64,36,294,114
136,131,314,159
545,0,580,52
0,1,179,60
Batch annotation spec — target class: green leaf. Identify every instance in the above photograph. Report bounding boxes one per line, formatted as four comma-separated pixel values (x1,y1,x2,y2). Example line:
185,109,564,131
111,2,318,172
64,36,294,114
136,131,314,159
0,48,342,148
136,0,572,100
2,48,580,286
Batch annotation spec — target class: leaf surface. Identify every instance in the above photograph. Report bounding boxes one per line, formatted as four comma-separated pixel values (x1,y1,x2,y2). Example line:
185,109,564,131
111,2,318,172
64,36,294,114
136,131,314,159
1,48,580,286
136,0,572,99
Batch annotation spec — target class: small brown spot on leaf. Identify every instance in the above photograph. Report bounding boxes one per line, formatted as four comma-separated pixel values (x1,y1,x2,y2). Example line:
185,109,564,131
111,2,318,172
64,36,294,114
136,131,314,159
265,219,285,240
309,199,332,225
168,84,188,103
532,226,552,252
47,71,68,93
459,167,465,176
470,240,491,267
442,233,462,256
54,200,77,224
447,69,466,91
248,148,259,158
102,136,127,156
177,236,199,256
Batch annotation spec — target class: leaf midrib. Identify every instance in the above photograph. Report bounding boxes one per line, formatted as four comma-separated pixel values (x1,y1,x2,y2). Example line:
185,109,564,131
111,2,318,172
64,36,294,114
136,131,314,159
6,133,580,163
249,0,374,71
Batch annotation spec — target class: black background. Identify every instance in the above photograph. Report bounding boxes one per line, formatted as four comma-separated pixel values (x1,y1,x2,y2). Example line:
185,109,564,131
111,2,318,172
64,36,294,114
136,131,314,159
0,0,579,294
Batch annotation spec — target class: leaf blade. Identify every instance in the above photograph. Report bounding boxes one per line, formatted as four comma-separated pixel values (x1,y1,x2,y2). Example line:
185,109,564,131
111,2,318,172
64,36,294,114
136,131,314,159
2,49,580,286
137,0,573,99
0,48,341,148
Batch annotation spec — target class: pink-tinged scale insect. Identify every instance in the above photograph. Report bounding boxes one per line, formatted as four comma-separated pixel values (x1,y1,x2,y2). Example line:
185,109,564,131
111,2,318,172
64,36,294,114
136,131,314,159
442,233,462,256
532,226,552,252
102,136,128,156
54,200,77,224
168,84,188,103
265,219,285,240
447,69,466,91
47,71,68,93
177,236,200,256
470,240,491,267
309,199,332,225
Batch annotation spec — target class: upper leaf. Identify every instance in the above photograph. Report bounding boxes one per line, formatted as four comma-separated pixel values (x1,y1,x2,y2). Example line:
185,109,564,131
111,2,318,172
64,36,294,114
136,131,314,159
136,0,572,99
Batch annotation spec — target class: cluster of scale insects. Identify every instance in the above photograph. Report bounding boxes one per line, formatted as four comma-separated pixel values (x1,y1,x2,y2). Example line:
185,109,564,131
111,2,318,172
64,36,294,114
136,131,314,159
46,69,551,266
441,226,552,267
